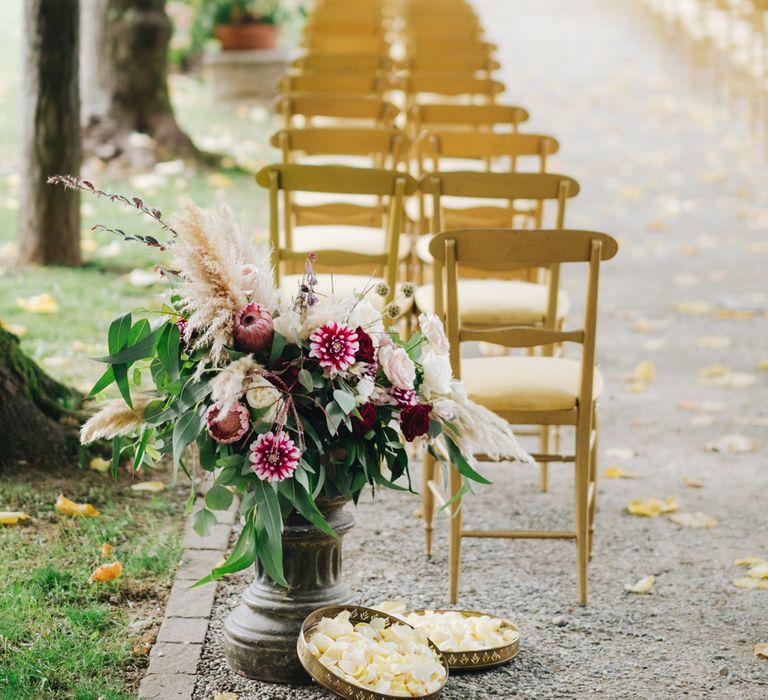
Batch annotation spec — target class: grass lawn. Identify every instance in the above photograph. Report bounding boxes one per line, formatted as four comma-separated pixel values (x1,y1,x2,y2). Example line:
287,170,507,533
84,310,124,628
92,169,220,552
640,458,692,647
0,468,189,699
0,1,279,696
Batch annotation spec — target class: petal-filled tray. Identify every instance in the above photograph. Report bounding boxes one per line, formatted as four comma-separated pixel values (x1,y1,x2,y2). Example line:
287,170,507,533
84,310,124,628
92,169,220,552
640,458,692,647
298,605,449,699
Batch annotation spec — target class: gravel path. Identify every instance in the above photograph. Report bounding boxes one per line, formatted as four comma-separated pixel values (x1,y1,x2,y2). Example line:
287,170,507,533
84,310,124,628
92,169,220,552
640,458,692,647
194,1,768,697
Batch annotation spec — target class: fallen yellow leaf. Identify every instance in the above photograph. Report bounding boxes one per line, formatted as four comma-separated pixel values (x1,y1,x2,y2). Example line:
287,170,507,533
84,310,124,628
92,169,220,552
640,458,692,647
89,561,122,583
16,292,59,314
626,381,648,394
735,557,767,568
55,494,100,517
683,477,703,488
733,577,768,590
0,319,27,337
674,301,711,315
696,335,732,349
604,467,640,479
677,400,725,413
755,643,768,659
627,497,678,517
0,511,30,525
630,359,655,384
625,575,655,594
101,543,112,558
746,564,768,579
130,481,165,492
758,360,768,371
705,434,760,453
702,372,757,389
89,457,110,473
214,693,239,700
697,364,728,378
668,512,717,528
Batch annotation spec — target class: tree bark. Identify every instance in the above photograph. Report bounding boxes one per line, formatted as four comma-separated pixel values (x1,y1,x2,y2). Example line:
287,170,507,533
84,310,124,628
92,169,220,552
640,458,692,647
0,329,84,471
18,0,82,266
81,0,200,162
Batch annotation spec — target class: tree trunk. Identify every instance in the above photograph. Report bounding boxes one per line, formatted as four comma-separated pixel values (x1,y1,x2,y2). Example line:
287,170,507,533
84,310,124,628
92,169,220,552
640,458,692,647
18,0,81,267
81,0,200,162
0,329,84,470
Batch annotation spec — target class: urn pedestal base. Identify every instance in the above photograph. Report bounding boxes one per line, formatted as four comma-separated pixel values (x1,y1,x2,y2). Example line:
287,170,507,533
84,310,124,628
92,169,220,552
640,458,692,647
223,498,355,683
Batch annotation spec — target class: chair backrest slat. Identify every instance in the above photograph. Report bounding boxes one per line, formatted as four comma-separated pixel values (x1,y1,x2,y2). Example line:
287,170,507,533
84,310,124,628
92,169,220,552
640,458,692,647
420,171,579,200
256,163,417,196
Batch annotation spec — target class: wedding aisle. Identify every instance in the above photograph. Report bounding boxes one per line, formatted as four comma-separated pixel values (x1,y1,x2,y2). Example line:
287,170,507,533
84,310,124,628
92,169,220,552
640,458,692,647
193,1,768,697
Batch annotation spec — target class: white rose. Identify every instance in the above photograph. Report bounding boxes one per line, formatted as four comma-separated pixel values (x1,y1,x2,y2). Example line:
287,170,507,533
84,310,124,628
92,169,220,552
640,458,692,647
355,376,375,405
240,263,260,293
245,376,282,422
421,350,453,395
378,344,415,390
347,300,387,348
418,313,450,355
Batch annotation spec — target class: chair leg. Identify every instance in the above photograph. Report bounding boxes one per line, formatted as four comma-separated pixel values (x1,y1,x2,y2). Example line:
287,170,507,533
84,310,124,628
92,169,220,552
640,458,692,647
539,425,550,492
574,413,592,606
448,465,463,604
588,410,599,561
422,450,437,559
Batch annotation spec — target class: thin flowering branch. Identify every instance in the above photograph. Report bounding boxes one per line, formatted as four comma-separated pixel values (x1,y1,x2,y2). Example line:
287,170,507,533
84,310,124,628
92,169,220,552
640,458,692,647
47,174,178,243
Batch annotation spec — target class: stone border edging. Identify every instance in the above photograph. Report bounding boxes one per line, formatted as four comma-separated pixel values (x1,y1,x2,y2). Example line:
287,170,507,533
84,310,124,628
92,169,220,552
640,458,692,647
139,492,240,700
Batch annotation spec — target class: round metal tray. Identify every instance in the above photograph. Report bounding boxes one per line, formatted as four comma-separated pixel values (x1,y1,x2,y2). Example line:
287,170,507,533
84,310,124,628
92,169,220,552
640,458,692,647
405,610,520,671
297,604,449,699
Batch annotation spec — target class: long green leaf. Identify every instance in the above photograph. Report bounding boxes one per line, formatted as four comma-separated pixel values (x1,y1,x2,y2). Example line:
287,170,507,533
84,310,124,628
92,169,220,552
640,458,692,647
172,409,205,479
191,513,256,588
108,312,132,354
254,511,288,587
113,363,132,408
88,366,115,397
268,331,287,369
252,480,283,551
281,481,337,538
158,322,181,380
445,436,492,485
94,324,166,364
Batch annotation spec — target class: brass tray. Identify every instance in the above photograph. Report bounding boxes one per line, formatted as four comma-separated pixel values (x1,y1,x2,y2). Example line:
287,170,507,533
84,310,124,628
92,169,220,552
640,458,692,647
405,610,520,671
297,604,449,700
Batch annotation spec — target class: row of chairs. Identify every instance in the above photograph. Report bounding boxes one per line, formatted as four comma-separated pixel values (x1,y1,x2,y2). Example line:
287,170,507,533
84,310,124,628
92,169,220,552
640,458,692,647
257,0,616,605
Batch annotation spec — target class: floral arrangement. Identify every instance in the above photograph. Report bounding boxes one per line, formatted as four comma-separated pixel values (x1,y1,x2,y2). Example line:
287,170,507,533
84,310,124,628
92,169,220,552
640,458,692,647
58,176,529,587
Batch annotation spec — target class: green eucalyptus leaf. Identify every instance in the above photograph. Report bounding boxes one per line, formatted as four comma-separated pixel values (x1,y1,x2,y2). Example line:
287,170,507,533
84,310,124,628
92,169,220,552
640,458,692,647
89,366,115,397
94,324,166,365
108,312,132,354
298,368,314,392
172,409,205,477
268,331,287,369
192,507,218,537
205,484,234,511
445,436,491,485
190,512,256,588
333,389,356,415
113,364,132,408
158,322,181,380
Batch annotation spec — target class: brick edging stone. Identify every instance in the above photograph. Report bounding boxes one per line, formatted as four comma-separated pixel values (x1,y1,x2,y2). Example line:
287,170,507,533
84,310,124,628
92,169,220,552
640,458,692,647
138,489,239,700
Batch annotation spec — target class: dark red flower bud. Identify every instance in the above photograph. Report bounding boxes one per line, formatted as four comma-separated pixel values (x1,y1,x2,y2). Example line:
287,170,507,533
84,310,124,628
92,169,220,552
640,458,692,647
353,402,377,435
400,403,432,442
354,326,375,364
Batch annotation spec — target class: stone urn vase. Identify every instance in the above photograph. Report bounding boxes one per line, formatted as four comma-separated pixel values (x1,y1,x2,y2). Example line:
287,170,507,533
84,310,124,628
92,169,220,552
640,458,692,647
223,497,355,683
215,22,280,50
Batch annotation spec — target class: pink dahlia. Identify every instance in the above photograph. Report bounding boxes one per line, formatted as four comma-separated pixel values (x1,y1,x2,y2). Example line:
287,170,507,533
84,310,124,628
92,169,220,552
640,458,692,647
234,302,274,354
249,431,300,482
206,402,250,444
308,322,359,375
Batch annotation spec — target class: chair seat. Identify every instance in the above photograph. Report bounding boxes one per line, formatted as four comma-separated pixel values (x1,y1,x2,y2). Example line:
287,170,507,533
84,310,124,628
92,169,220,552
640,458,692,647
280,274,414,312
461,355,603,412
293,190,381,209
292,154,377,168
290,226,411,260
414,279,570,325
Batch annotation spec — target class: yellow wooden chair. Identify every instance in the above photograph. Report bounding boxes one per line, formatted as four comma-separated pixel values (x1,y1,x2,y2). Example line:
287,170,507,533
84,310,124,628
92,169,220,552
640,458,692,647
402,72,505,110
275,93,399,129
399,52,501,76
423,227,618,605
279,72,397,96
301,34,390,56
269,127,410,229
291,53,396,73
408,103,530,138
255,163,418,308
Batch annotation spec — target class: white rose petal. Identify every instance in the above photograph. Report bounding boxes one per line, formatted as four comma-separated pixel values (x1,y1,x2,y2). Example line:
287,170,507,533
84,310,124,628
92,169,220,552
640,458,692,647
420,350,453,396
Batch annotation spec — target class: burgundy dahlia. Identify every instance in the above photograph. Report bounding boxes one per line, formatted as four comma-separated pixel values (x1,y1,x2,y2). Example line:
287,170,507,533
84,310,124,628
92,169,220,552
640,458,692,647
391,387,417,407
233,302,274,354
205,402,250,444
309,322,359,375
249,431,300,482
354,327,375,364
400,403,432,442
352,402,377,435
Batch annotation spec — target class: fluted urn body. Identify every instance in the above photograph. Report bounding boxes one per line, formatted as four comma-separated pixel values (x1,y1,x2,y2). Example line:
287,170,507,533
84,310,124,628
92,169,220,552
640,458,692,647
223,496,355,683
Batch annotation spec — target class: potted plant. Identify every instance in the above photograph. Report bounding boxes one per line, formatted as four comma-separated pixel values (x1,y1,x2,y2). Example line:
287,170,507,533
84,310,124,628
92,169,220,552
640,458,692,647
211,0,283,51
55,175,530,683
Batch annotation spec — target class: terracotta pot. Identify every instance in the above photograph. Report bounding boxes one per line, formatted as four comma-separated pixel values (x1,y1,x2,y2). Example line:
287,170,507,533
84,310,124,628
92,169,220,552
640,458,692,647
215,22,280,50
222,496,355,683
